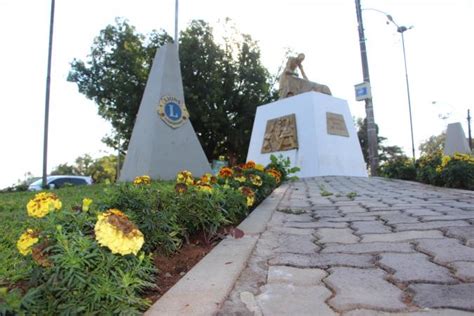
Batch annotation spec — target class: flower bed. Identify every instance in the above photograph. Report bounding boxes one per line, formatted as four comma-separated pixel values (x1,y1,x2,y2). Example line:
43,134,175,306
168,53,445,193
379,151,474,190
0,156,296,314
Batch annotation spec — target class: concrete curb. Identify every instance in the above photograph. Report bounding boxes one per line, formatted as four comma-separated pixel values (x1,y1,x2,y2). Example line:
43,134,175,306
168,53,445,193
145,183,290,316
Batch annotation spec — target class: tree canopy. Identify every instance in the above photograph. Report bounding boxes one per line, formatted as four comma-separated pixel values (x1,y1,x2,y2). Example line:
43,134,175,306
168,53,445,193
68,18,276,163
356,118,406,166
51,154,120,184
418,132,446,156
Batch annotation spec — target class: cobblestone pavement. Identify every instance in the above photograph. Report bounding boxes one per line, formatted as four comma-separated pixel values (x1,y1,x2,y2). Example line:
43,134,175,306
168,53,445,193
217,177,474,316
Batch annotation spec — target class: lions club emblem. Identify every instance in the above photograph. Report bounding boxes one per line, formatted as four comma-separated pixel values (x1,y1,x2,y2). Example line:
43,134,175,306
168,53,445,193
157,96,189,129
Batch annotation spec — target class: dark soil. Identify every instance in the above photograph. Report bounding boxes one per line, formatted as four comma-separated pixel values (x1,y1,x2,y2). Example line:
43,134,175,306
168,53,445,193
146,235,218,302
146,226,245,303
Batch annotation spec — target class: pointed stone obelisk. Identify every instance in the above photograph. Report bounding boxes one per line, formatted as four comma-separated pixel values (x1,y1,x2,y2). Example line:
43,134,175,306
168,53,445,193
444,122,471,155
119,43,211,181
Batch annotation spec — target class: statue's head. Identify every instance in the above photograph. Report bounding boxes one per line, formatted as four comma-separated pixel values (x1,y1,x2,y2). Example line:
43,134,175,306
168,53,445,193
297,53,305,62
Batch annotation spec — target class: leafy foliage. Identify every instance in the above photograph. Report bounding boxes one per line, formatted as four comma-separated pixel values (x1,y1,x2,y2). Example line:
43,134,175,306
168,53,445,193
51,154,121,184
356,118,405,166
68,18,172,152
266,154,300,181
1,156,292,313
379,156,416,180
418,132,446,156
415,151,443,185
381,151,474,190
68,18,276,162
437,153,474,190
1,192,156,314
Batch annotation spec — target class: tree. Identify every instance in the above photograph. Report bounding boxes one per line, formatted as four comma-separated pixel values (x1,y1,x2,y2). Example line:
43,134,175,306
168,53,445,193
51,163,77,175
68,18,172,153
51,154,121,183
419,132,446,156
356,118,406,165
68,18,276,162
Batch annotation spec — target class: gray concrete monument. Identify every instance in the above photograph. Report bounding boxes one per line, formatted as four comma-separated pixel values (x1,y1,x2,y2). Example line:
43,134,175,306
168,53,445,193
444,122,471,156
119,43,211,181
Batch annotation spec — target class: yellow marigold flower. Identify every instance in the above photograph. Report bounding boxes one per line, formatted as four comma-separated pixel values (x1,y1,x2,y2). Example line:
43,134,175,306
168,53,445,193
243,161,256,170
255,164,265,171
82,198,93,212
250,174,263,187
176,170,194,185
441,155,451,168
453,152,474,163
219,167,234,178
200,173,213,184
133,175,151,185
234,175,246,183
197,183,213,193
94,209,144,256
17,229,39,256
246,195,255,207
27,192,62,218
238,186,255,206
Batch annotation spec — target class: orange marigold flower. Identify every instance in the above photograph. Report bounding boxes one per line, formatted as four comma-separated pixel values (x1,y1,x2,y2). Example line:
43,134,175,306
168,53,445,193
200,173,213,184
219,167,233,178
238,186,255,197
266,169,282,184
243,161,256,169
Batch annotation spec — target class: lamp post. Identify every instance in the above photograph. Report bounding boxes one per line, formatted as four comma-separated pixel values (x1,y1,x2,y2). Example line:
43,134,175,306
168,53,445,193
363,8,415,161
42,0,55,188
387,15,416,161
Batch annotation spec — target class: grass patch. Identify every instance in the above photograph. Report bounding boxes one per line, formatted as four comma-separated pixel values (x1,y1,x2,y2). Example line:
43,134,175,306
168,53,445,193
0,184,129,284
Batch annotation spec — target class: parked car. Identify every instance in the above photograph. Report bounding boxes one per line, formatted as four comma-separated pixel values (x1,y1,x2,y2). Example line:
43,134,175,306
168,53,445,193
28,175,93,191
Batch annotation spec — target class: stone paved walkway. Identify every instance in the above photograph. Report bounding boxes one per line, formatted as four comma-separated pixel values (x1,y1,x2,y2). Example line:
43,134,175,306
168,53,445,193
217,177,474,315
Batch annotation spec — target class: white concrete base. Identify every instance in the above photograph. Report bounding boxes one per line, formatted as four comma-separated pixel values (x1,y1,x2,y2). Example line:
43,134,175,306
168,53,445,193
246,92,367,177
444,122,471,155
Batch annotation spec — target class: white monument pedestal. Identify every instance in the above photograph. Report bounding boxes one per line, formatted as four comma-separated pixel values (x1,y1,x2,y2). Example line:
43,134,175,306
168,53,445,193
246,92,367,178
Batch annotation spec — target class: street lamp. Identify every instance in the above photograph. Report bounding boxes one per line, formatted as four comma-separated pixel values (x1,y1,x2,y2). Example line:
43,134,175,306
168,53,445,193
363,8,415,161
386,15,416,161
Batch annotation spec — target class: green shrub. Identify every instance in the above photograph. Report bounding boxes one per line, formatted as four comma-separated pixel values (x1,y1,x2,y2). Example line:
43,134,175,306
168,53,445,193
101,183,182,253
415,151,443,185
3,198,156,315
437,153,474,190
161,188,229,243
379,156,416,180
266,154,300,181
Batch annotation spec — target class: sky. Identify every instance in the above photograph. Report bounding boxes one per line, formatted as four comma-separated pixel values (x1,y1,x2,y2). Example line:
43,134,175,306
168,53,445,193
0,0,473,188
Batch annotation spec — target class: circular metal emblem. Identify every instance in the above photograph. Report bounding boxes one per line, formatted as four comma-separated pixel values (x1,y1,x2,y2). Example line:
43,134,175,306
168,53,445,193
157,96,189,128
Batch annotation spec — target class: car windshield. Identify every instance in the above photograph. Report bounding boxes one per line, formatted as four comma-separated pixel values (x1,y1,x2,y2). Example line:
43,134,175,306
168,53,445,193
30,178,47,186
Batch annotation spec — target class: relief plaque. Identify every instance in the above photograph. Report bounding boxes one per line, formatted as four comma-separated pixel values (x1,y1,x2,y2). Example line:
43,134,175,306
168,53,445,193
326,112,349,137
261,114,298,153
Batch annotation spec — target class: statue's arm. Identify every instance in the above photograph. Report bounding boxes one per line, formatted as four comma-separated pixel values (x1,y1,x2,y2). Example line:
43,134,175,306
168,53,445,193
298,64,308,80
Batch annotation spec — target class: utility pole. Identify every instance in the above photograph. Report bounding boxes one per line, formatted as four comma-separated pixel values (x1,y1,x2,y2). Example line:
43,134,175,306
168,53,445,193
42,0,55,188
355,0,378,176
174,0,179,48
468,109,472,151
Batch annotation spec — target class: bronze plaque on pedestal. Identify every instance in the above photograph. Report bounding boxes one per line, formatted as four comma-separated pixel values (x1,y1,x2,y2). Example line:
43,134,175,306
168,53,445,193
261,114,298,153
326,112,349,137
